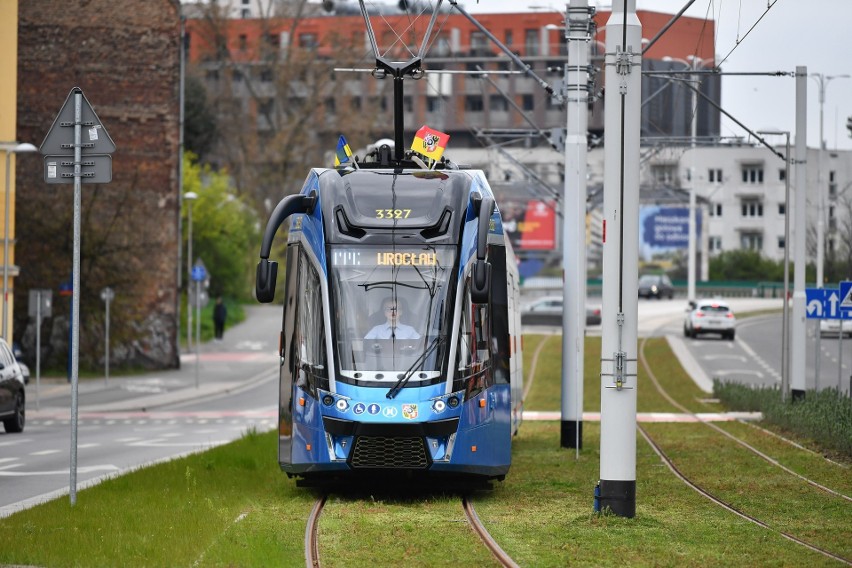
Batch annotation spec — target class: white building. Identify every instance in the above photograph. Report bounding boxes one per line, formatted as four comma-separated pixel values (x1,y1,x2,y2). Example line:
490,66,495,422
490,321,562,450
450,142,852,274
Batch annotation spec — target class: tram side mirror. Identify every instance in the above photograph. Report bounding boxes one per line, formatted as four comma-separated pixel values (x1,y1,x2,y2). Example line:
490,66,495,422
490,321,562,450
256,259,279,303
471,259,491,304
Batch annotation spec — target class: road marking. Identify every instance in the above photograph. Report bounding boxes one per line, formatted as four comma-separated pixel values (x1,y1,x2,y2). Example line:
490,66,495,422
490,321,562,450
30,449,61,456
0,458,20,464
715,369,765,378
0,463,24,471
735,336,781,382
0,465,120,476
115,437,143,443
0,438,32,447
78,443,100,449
701,354,747,363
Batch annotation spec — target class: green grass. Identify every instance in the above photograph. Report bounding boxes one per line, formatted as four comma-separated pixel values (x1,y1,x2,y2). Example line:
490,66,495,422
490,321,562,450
1,336,849,566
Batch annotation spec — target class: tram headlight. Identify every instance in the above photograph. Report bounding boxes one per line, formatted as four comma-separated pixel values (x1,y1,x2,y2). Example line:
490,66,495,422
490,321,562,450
447,396,460,409
322,395,334,406
432,399,446,413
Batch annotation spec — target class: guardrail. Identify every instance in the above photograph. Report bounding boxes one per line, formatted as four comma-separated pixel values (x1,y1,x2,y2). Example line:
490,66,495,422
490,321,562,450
522,278,790,300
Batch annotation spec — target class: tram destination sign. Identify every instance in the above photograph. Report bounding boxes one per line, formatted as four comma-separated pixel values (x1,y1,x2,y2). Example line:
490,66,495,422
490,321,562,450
805,281,852,320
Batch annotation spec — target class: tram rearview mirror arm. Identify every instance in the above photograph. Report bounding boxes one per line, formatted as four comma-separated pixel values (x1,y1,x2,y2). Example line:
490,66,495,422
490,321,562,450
256,192,318,303
471,196,495,304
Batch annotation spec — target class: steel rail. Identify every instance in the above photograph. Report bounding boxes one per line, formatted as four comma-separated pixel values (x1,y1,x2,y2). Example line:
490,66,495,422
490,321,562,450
637,425,851,566
304,494,327,568
462,496,519,568
638,335,851,502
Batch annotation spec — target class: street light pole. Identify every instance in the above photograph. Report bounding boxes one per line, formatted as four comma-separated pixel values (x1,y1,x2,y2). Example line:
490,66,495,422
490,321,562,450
1,142,37,340
184,191,198,353
811,73,849,288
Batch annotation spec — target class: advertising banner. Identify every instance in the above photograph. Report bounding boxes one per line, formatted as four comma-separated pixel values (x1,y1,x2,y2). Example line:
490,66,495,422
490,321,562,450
639,206,702,259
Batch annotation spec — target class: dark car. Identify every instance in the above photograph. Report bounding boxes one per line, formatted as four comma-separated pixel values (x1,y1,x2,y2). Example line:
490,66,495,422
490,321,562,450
0,338,26,433
638,274,674,299
521,296,602,326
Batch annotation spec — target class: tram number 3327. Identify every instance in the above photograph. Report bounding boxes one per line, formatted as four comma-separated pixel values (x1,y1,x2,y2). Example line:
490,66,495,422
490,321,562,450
375,208,412,219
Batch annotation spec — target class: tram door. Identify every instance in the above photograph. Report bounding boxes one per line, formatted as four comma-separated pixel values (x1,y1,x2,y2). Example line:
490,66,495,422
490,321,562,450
278,244,301,466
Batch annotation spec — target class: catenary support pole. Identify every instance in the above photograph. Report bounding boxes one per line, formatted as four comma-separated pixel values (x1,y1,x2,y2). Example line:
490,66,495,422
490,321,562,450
69,91,82,506
562,0,592,451
791,66,807,401
598,0,641,518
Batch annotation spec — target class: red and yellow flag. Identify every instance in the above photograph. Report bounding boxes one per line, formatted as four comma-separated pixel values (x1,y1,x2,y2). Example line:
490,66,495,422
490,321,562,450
411,125,449,161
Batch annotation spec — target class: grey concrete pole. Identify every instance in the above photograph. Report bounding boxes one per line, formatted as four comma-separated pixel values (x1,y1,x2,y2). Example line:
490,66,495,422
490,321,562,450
561,0,591,451
599,0,641,518
687,58,697,303
70,91,82,506
2,150,11,340
791,66,807,400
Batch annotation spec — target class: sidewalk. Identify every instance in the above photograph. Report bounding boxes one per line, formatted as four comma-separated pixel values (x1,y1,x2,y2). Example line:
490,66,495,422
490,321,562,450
26,305,282,417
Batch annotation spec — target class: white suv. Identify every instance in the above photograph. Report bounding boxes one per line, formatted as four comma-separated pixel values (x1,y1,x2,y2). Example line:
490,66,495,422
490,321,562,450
684,299,736,340
0,338,26,433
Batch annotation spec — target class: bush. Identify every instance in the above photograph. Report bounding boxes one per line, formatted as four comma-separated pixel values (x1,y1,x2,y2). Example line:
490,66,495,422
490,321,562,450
713,380,852,458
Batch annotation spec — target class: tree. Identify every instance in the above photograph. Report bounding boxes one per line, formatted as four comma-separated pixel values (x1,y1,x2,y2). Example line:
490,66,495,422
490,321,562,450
184,73,218,160
187,1,388,214
183,153,260,301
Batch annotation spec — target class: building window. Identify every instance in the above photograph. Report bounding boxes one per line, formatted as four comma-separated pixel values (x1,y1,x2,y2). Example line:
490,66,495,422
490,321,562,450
777,236,785,249
470,31,488,54
708,168,722,182
206,69,219,81
489,95,508,112
521,94,534,111
741,165,764,183
403,96,413,113
232,68,243,82
426,96,441,112
265,33,280,48
505,30,513,46
741,199,763,217
325,98,335,115
260,68,273,82
239,34,248,51
709,203,722,217
778,203,786,215
651,164,677,185
299,33,318,49
258,98,273,115
525,29,539,56
709,236,722,251
241,8,250,18
350,97,362,111
740,232,763,251
465,95,484,112
829,170,837,198
778,168,786,181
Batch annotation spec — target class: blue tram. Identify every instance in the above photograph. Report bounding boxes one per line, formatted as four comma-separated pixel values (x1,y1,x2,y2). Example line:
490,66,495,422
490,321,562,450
255,149,524,482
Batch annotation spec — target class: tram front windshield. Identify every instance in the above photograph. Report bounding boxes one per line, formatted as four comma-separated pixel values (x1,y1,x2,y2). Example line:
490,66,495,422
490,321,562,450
331,246,455,384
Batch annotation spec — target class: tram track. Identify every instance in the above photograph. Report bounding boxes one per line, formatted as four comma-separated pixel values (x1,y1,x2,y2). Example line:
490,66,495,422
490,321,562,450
303,493,520,567
638,335,852,565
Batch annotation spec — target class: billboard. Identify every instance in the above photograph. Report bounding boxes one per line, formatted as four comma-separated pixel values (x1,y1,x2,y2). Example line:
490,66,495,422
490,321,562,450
499,198,557,251
639,206,702,260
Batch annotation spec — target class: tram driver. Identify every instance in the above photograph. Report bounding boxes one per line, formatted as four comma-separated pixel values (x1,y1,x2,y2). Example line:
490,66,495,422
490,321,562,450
364,297,421,340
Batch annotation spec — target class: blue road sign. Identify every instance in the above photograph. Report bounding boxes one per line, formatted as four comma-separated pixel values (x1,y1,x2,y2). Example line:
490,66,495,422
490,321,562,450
840,281,852,310
806,286,852,319
191,265,207,282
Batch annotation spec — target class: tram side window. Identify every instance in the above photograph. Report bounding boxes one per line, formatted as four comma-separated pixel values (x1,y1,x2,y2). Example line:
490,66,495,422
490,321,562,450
296,250,327,393
456,278,491,375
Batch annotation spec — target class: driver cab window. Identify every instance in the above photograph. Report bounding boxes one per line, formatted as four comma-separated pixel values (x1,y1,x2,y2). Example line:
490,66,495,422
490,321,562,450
456,277,491,376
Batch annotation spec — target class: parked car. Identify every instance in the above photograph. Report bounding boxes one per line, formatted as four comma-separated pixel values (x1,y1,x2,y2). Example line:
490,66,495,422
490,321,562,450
0,338,26,433
521,296,602,326
638,274,674,299
819,319,852,338
683,299,736,340
12,343,29,384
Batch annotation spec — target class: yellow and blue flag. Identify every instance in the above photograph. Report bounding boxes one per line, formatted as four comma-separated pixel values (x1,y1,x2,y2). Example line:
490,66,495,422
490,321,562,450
334,135,352,167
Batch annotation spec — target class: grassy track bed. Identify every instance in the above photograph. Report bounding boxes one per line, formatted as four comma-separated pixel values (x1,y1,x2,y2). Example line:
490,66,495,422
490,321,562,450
711,420,852,495
642,422,852,558
474,421,830,567
318,494,499,567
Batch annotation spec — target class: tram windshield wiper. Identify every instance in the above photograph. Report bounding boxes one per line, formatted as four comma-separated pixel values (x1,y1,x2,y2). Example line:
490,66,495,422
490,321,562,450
386,335,445,400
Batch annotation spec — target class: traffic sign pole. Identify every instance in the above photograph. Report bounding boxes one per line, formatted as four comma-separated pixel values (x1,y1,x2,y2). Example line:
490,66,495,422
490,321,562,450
39,87,115,507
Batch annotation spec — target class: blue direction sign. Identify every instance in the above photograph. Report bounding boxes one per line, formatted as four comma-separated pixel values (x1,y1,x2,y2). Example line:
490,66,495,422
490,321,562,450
191,264,207,282
806,284,852,320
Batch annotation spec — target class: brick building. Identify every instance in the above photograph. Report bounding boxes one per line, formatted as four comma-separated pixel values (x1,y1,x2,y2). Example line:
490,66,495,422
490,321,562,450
15,0,182,370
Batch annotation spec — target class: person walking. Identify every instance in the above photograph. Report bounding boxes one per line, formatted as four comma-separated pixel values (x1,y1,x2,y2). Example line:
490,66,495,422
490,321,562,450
213,296,227,341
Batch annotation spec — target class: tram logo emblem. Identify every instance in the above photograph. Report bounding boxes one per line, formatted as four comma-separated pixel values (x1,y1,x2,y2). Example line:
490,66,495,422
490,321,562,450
353,403,366,415
367,403,381,415
402,404,418,420
383,406,398,418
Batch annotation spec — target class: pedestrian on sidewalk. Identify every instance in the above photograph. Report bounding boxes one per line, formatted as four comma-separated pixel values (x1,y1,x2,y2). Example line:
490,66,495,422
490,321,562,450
213,296,227,341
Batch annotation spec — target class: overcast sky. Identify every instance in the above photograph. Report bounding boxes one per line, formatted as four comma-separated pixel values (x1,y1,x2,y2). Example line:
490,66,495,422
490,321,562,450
459,0,852,150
